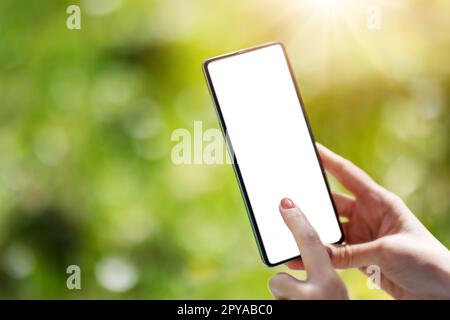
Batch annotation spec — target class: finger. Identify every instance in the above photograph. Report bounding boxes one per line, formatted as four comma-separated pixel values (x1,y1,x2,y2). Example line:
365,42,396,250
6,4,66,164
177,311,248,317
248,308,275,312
340,220,350,238
285,258,305,270
279,198,334,279
316,143,378,197
325,240,382,269
332,192,355,218
268,272,310,300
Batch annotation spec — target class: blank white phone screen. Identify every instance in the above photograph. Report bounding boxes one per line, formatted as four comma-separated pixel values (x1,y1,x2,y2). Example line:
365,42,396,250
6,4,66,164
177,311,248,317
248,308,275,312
206,44,342,265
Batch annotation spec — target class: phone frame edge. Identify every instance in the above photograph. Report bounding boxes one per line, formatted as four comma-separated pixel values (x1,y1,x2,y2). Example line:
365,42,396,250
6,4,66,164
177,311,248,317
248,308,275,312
202,41,344,267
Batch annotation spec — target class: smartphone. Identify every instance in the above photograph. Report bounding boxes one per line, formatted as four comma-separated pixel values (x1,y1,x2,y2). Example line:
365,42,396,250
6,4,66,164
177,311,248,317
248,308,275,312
203,42,344,267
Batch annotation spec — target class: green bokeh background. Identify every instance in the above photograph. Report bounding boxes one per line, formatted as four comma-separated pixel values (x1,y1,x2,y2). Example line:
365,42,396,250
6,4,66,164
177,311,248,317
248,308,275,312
0,0,449,299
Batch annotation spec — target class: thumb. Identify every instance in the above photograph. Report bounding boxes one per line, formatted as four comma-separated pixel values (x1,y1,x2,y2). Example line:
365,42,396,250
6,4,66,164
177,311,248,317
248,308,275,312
325,240,382,269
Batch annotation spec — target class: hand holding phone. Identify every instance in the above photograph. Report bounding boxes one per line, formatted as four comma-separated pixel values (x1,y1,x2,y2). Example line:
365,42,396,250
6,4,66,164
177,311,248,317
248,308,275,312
271,144,450,300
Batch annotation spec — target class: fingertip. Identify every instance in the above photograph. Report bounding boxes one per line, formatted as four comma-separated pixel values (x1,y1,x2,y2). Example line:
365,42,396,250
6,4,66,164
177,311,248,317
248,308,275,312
268,272,287,292
315,142,327,154
280,198,295,209
286,259,305,270
267,277,280,299
315,143,332,167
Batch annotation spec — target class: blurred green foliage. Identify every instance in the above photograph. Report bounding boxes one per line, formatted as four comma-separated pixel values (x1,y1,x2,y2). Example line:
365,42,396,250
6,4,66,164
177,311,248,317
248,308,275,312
0,0,449,299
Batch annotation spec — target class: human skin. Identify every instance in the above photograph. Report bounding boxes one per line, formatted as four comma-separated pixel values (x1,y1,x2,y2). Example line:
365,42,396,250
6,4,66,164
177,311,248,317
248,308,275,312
268,143,450,300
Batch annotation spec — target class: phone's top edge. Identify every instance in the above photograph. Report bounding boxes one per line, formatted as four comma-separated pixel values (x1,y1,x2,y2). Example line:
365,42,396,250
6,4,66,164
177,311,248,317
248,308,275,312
202,41,284,70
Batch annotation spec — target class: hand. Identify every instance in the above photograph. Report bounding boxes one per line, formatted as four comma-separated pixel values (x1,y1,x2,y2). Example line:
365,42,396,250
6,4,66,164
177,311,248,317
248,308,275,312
268,198,349,300
285,143,450,299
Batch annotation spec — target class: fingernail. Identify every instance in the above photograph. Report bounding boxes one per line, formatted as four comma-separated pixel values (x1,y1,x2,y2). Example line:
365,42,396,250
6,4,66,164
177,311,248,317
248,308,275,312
280,198,295,209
